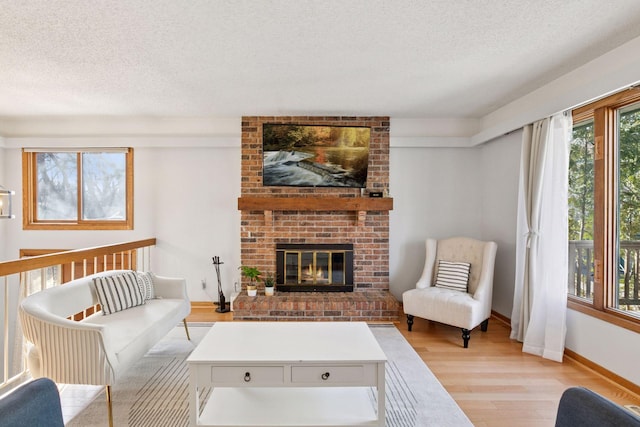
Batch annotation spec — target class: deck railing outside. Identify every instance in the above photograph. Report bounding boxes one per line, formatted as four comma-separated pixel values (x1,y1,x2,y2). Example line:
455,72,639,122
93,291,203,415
568,240,640,311
0,238,156,392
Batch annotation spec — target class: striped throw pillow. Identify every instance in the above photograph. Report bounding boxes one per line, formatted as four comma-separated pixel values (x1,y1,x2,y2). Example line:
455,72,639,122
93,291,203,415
93,271,145,315
434,260,471,292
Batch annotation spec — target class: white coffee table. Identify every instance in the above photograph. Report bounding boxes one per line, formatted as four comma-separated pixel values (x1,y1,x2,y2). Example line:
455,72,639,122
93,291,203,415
187,322,387,427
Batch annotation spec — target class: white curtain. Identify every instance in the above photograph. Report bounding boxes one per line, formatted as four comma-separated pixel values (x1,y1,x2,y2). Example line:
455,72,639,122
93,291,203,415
510,112,571,362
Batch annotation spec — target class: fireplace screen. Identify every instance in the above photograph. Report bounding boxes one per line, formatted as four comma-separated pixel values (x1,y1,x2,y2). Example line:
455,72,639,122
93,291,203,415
276,243,353,292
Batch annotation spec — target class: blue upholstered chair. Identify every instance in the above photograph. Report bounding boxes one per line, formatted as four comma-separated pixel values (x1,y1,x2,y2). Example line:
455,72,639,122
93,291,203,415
555,387,640,427
0,377,64,427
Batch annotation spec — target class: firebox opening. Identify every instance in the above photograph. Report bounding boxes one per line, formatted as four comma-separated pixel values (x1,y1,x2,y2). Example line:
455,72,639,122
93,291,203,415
276,243,354,292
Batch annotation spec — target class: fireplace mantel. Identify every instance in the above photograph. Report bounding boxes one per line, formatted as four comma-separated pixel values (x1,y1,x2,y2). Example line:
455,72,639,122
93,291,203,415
237,196,393,212
238,196,393,225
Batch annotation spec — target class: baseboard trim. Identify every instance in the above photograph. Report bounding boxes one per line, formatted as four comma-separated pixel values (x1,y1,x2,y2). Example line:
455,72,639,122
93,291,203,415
564,349,640,397
191,301,216,308
490,310,511,326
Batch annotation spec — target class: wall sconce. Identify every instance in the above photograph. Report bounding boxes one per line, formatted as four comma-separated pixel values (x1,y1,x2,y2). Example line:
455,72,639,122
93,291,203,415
0,185,15,219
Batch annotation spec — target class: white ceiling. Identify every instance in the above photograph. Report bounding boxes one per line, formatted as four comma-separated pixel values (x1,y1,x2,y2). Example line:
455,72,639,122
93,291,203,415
2,0,640,119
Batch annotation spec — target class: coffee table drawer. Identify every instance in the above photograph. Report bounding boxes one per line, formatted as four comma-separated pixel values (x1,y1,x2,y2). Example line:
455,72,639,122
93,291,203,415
211,366,285,385
291,365,366,384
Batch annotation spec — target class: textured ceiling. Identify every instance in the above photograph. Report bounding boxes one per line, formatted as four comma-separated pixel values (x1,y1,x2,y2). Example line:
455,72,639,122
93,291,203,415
2,0,640,118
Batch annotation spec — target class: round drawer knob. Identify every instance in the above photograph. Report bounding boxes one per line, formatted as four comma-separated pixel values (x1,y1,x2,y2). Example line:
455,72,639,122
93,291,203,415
321,372,330,380
244,372,251,382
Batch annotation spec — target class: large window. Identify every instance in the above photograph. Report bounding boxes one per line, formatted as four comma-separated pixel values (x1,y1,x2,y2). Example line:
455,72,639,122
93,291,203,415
568,88,640,330
23,148,133,230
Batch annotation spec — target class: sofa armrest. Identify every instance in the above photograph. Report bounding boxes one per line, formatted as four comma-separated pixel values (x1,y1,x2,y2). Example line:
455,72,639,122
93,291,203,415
152,275,189,301
19,305,117,385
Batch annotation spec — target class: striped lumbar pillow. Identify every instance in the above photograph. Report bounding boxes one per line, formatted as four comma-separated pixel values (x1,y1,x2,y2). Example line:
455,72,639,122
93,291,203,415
93,271,145,315
434,260,471,292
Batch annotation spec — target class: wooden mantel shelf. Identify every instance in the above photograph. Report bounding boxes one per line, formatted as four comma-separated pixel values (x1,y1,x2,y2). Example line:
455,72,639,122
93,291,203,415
238,196,393,212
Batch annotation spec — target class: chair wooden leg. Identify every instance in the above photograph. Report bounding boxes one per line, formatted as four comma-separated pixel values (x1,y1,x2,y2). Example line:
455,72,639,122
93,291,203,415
106,385,113,427
481,318,489,332
461,328,470,348
183,319,191,341
407,314,414,331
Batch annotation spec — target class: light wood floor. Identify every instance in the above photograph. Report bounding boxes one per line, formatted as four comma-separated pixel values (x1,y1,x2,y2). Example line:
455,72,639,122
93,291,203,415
187,304,640,427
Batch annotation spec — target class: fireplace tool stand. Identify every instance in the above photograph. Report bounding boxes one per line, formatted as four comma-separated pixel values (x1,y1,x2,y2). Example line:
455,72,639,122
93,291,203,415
212,256,230,313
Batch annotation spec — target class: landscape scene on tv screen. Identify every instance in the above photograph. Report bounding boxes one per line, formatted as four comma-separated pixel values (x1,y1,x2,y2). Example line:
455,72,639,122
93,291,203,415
262,124,370,188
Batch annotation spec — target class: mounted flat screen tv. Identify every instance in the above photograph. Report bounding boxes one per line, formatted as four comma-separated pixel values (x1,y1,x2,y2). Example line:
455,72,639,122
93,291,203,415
262,123,370,188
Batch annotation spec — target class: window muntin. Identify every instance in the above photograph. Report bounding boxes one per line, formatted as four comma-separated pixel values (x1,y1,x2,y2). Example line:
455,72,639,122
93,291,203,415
23,148,133,230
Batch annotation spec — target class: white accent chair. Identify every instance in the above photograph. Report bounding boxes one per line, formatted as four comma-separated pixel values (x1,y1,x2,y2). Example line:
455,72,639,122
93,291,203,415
402,237,498,348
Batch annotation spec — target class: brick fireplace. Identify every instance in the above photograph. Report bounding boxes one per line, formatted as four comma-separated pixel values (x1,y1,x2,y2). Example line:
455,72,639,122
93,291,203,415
234,116,399,321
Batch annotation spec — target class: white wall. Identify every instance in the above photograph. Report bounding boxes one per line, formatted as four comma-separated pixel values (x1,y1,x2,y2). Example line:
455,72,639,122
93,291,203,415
143,146,241,300
480,131,522,316
389,146,484,299
566,309,640,386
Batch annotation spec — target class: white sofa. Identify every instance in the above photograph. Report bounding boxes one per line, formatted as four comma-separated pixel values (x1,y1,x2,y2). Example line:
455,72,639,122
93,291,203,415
19,269,191,425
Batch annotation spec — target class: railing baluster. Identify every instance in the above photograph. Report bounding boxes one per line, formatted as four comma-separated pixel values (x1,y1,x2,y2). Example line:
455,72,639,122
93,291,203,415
630,249,640,301
3,276,9,385
624,249,631,302
576,246,583,296
586,247,592,299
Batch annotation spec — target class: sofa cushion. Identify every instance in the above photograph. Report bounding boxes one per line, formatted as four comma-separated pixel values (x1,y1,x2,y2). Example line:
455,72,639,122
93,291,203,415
403,287,485,330
93,271,145,315
136,271,156,300
84,298,189,374
435,260,470,292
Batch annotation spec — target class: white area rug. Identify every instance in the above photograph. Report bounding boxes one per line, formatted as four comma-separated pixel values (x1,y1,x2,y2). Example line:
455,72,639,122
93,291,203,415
66,324,472,427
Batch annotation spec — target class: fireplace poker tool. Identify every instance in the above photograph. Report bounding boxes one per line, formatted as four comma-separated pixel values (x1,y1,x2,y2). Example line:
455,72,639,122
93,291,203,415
212,256,230,313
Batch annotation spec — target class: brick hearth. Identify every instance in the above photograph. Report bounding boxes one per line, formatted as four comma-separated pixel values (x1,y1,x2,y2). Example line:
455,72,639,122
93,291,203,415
238,116,399,321
233,291,400,321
